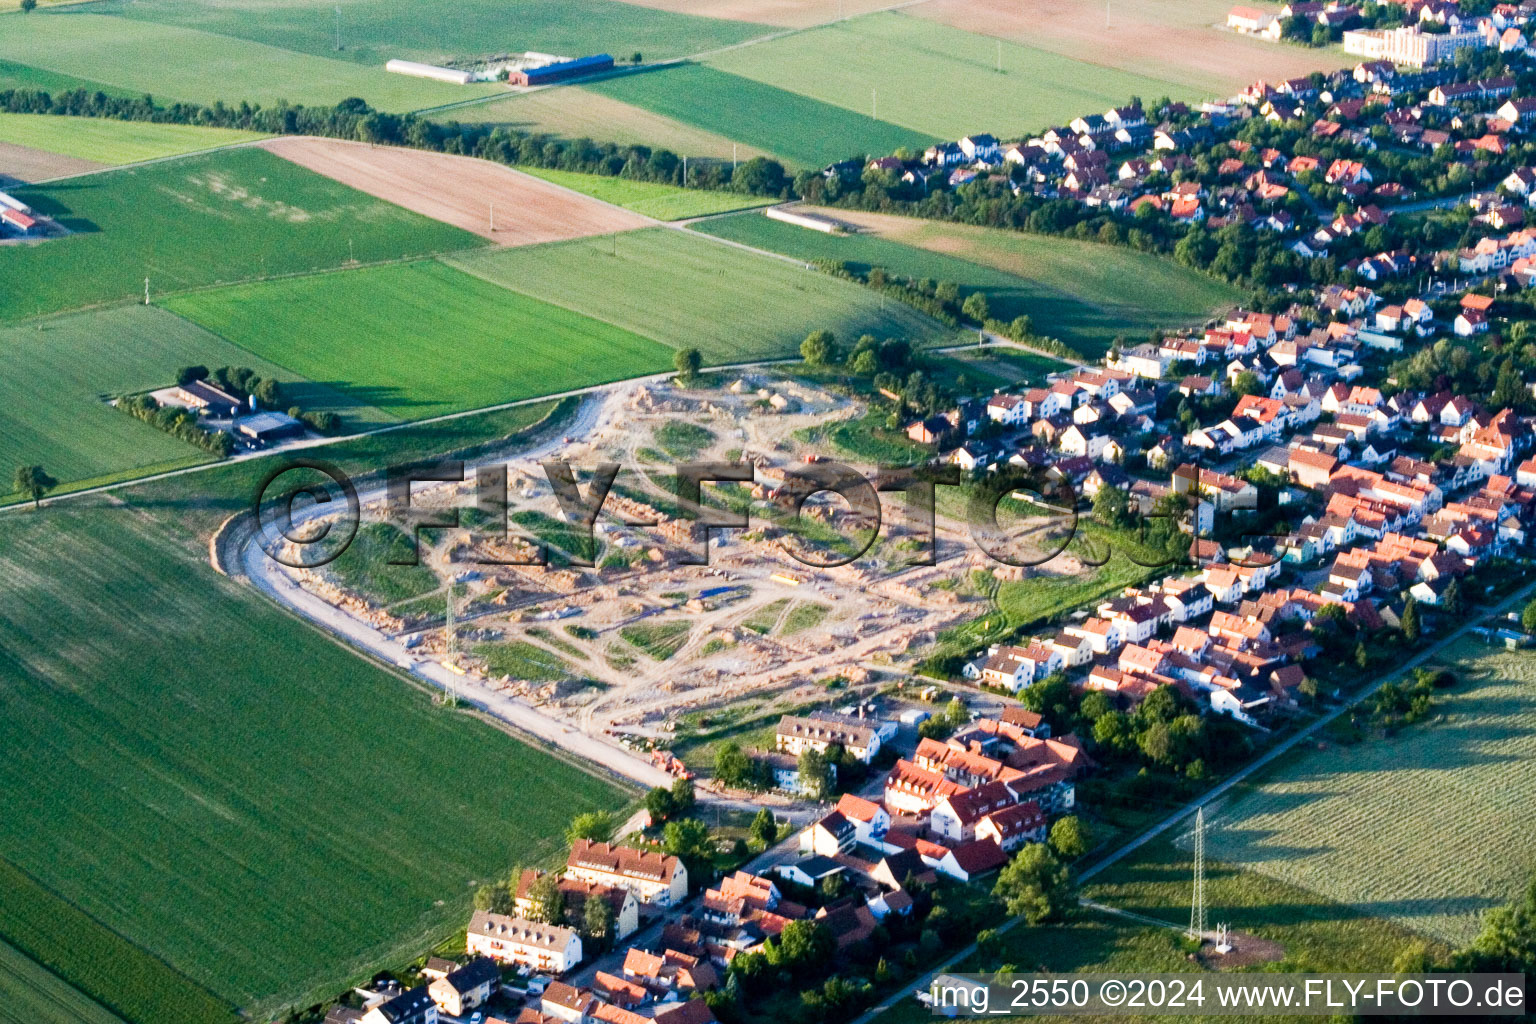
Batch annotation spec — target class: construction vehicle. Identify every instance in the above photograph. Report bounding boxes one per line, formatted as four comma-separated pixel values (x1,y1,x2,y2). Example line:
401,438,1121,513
649,749,693,779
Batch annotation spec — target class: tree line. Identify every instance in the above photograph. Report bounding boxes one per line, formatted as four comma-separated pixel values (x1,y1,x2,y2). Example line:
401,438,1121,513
0,86,793,198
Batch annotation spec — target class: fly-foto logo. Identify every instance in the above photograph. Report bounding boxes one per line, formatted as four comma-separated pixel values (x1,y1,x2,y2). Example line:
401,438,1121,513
252,456,1282,573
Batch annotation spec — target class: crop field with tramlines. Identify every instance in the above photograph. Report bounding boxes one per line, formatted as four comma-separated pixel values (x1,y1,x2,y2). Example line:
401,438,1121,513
1197,638,1536,946
0,147,484,323
446,227,953,365
163,260,675,419
0,497,631,1018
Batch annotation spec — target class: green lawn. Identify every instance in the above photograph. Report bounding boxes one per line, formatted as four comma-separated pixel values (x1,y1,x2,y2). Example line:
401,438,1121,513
0,147,486,323
0,11,501,110
0,500,631,1017
478,640,571,682
620,619,691,659
694,212,1239,357
706,12,1197,140
90,0,773,66
516,166,776,220
0,114,267,165
164,260,675,419
0,305,393,502
584,64,936,167
445,228,954,366
1195,638,1536,947
0,937,127,1024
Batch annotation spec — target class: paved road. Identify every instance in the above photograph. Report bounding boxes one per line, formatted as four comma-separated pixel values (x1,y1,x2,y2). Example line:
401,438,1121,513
849,577,1536,1024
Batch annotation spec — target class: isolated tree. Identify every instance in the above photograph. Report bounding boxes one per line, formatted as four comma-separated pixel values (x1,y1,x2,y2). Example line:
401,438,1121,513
1048,815,1091,859
961,292,990,323
1009,314,1034,340
644,785,675,823
714,742,750,788
800,329,836,366
662,817,714,886
1402,594,1422,642
566,810,614,847
19,0,36,12
674,346,702,382
1523,598,1536,634
670,776,696,814
1443,577,1466,616
1092,484,1132,530
176,364,208,386
473,881,513,915
797,746,832,800
584,890,616,946
12,465,56,508
993,842,1069,923
527,872,564,925
1232,370,1263,397
750,807,777,848
767,919,833,974
849,348,879,375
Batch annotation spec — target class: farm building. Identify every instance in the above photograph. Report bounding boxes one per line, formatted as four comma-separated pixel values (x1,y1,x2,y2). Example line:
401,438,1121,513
151,379,243,417
0,190,38,236
765,206,843,234
384,59,474,85
507,54,614,87
236,410,305,443
0,207,39,236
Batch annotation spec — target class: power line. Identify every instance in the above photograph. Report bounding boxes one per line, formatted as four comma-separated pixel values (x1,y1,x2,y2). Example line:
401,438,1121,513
1188,806,1206,941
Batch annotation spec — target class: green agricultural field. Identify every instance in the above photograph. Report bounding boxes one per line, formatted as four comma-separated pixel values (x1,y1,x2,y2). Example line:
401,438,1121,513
1196,639,1536,947
706,13,1197,140
870,838,1445,1024
0,147,485,323
584,64,936,167
0,58,135,97
694,212,1238,357
0,857,235,1024
0,12,501,110
0,305,391,503
91,0,773,67
445,228,953,365
0,114,267,165
442,88,774,162
516,166,776,220
0,938,127,1024
164,260,675,419
0,498,631,1017
942,346,1075,387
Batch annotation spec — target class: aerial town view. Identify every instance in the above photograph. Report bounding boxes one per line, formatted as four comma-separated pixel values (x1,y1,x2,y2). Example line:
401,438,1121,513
2,0,1535,1022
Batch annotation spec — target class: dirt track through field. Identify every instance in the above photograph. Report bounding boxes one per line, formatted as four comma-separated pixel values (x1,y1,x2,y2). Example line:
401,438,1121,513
259,137,651,245
0,141,106,185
